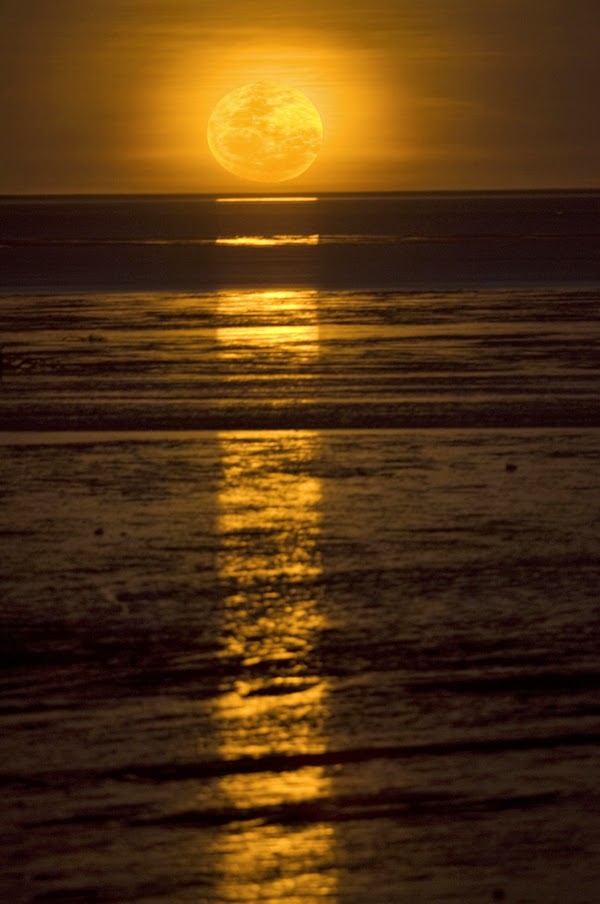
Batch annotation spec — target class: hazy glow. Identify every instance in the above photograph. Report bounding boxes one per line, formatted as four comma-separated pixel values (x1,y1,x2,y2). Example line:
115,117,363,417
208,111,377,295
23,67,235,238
140,31,382,192
3,2,599,191
208,81,323,183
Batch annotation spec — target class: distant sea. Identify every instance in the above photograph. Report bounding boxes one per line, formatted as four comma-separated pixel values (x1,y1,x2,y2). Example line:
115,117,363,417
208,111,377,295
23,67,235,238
1,192,600,903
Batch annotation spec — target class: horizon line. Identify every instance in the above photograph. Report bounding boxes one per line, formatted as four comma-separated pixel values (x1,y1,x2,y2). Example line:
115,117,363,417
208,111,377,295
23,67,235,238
1,187,599,201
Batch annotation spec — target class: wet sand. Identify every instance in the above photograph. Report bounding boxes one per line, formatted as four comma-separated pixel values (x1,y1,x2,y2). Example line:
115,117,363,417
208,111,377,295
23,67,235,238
1,427,600,903
2,192,600,902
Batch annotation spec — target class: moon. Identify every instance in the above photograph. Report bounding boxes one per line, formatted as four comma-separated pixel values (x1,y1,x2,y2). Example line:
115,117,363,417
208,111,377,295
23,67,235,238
207,81,323,183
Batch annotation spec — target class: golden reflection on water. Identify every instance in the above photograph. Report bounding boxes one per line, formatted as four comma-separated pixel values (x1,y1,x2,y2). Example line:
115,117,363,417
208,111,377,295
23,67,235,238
216,289,320,365
216,288,320,318
216,234,320,246
216,196,319,203
216,460,323,682
208,289,337,902
213,822,337,904
218,323,320,356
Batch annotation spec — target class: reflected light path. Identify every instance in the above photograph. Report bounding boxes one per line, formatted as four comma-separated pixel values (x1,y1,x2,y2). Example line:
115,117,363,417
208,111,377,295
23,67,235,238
216,290,321,371
217,288,320,319
216,234,319,246
216,196,319,203
207,289,337,902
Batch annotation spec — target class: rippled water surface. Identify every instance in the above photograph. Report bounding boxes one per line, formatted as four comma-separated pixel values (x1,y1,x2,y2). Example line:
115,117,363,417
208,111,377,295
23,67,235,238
1,286,600,430
2,427,600,903
2,193,600,903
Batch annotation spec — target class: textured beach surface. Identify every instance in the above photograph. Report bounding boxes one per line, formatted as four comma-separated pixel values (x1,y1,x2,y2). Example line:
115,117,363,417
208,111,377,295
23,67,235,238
1,193,600,903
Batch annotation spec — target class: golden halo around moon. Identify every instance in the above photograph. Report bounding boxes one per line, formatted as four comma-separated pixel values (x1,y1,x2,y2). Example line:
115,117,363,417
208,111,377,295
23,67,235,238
207,81,323,183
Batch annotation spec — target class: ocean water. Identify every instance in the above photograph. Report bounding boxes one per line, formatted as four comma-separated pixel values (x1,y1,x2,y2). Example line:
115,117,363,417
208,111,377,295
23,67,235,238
1,193,600,903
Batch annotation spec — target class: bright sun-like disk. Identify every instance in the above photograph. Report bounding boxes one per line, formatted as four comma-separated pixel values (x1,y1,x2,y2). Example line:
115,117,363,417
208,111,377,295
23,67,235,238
207,81,323,183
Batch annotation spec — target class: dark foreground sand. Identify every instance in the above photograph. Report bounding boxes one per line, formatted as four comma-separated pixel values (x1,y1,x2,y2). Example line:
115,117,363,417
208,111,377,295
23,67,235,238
1,427,599,903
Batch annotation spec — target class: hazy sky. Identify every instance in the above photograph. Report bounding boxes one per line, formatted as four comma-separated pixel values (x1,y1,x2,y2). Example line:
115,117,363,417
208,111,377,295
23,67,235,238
1,0,598,193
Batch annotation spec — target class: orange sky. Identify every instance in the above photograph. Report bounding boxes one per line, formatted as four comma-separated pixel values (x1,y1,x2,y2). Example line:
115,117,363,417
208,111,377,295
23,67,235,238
1,0,599,193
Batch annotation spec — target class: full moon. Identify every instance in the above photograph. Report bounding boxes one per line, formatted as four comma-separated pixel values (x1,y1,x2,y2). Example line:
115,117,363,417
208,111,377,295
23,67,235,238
207,81,323,183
